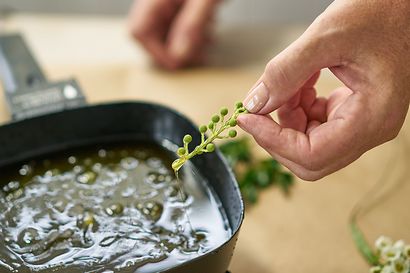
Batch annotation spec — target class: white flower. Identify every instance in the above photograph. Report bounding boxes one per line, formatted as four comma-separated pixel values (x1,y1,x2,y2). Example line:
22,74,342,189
403,245,410,259
392,258,409,273
393,240,405,252
370,266,382,273
381,265,394,273
376,236,393,251
381,246,401,263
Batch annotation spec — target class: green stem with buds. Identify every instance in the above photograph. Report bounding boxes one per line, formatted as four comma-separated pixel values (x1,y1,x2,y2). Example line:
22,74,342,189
172,102,248,171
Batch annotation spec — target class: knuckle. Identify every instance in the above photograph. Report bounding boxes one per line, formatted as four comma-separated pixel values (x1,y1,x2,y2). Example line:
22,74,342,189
300,172,323,181
382,112,406,142
384,127,400,142
264,59,291,93
291,168,323,181
299,156,324,172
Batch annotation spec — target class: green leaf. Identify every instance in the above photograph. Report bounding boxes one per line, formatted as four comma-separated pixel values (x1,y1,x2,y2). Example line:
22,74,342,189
276,172,294,195
255,171,271,188
220,138,295,205
219,138,252,167
260,159,279,172
242,184,258,204
239,169,257,188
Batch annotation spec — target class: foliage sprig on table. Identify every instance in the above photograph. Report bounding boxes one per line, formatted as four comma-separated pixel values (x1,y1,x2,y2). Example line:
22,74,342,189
172,102,247,172
219,138,294,204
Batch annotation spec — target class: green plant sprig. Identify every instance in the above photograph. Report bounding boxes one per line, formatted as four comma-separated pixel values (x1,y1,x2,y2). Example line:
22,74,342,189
219,138,295,204
172,102,247,171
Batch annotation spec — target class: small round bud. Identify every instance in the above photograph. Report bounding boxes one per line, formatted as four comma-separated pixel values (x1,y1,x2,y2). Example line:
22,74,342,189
208,122,214,130
235,101,243,109
206,143,215,152
183,134,192,144
177,147,186,156
211,115,220,123
229,118,237,127
228,130,237,138
199,125,207,134
197,150,203,155
220,108,228,116
172,161,179,170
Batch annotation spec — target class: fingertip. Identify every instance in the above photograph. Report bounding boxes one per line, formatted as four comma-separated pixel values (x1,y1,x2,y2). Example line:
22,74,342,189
236,114,251,133
306,120,321,135
309,97,328,123
155,57,180,71
169,36,193,65
160,59,181,71
138,37,180,70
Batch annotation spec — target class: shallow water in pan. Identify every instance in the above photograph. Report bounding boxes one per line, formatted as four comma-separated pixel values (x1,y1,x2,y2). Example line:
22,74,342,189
0,142,231,273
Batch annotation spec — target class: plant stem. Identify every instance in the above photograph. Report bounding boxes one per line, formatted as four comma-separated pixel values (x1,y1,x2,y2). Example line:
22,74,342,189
349,216,379,265
172,107,246,171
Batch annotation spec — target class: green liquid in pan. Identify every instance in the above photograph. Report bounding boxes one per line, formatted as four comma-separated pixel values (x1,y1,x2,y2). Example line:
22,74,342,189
0,142,231,272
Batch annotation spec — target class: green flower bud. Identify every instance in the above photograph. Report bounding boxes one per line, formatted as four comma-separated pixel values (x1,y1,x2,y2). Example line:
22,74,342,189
220,108,228,116
208,122,214,130
199,125,207,134
183,134,192,144
211,115,220,123
177,147,186,156
206,143,215,152
228,130,237,138
235,101,243,109
172,160,181,170
229,118,237,127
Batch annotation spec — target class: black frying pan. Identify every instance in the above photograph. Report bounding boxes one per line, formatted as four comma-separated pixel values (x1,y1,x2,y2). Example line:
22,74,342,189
0,34,244,273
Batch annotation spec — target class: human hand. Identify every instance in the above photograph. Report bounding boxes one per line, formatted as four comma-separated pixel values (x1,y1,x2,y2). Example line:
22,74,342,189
238,0,410,181
128,0,219,69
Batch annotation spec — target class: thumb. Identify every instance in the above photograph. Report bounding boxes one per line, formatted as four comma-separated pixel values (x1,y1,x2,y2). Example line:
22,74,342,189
243,32,337,115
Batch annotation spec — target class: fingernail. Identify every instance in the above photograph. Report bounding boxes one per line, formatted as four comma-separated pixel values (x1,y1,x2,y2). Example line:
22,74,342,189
243,82,269,113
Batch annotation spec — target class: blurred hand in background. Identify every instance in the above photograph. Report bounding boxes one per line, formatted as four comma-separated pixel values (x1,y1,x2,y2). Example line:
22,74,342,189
238,0,410,181
128,0,219,69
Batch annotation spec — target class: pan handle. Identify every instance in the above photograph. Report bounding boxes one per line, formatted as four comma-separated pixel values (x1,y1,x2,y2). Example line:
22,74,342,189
0,34,86,121
0,34,47,93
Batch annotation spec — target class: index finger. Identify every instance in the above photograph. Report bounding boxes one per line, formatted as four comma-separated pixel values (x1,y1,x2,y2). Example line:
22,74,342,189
129,0,179,69
140,37,178,69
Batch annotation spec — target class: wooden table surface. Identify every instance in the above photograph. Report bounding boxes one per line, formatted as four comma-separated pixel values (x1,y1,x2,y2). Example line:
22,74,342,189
1,14,409,273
